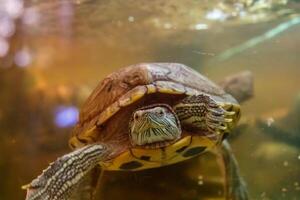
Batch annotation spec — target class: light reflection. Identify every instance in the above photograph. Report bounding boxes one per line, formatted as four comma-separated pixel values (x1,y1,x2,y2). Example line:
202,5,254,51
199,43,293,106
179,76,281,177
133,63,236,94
22,7,40,27
163,22,172,29
54,106,79,128
0,37,9,57
205,9,229,21
128,16,135,22
3,0,24,19
197,175,204,185
0,17,15,38
14,48,32,67
216,16,300,61
0,0,26,63
58,1,74,37
75,0,82,5
194,23,208,30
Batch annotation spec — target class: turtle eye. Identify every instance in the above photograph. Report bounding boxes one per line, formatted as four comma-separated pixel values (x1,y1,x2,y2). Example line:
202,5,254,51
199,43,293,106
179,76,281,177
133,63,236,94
157,109,164,116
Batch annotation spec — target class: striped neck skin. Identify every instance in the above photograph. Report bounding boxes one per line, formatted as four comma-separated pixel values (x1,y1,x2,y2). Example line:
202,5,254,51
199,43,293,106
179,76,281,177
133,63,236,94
129,104,181,148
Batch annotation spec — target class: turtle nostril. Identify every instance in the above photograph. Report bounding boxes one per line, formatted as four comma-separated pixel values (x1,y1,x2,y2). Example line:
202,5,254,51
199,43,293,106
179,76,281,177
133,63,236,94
134,111,143,120
134,114,139,120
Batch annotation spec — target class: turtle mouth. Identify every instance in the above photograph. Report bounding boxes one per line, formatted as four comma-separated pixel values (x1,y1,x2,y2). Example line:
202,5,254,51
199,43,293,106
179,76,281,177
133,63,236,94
142,138,180,149
130,126,181,149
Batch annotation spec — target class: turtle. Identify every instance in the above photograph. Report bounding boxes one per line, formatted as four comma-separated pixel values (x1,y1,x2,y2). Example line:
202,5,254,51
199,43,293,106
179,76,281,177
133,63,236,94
23,63,248,200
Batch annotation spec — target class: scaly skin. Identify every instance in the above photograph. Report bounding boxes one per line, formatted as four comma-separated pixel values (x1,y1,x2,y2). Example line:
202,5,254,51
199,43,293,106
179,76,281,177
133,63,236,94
23,145,111,200
174,94,236,136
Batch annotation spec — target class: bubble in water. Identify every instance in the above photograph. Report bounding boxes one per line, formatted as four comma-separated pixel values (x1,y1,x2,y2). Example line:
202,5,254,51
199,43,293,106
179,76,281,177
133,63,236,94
295,182,300,191
260,192,266,198
128,16,135,22
163,23,172,29
194,23,208,30
198,180,203,185
197,175,204,185
266,117,274,127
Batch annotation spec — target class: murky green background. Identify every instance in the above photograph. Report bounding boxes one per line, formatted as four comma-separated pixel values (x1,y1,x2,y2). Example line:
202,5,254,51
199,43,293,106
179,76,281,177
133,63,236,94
0,0,300,199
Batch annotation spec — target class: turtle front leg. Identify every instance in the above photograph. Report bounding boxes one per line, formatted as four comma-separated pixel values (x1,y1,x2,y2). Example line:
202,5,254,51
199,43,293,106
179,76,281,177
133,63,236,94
22,144,112,200
174,94,236,136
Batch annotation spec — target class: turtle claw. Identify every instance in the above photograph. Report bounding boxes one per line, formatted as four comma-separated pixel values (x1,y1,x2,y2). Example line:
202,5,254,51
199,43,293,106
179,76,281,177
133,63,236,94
225,111,236,116
206,103,236,136
224,118,233,123
207,121,227,132
208,108,224,116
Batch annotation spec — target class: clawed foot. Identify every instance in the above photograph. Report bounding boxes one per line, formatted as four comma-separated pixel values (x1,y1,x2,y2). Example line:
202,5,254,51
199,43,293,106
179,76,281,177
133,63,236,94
205,101,236,135
174,94,240,137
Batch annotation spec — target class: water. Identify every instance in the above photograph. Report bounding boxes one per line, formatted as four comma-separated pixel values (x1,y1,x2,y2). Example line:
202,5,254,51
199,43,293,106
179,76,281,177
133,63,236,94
0,0,300,199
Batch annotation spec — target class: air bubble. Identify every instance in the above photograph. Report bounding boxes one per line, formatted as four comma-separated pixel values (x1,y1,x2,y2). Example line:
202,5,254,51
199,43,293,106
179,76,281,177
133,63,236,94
128,16,135,22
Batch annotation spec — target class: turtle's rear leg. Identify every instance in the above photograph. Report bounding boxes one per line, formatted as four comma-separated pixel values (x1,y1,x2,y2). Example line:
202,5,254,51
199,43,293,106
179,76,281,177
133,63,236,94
174,94,238,136
217,141,249,200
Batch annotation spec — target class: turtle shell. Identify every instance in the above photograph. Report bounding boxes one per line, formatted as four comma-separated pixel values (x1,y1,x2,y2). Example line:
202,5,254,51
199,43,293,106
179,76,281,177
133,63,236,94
70,63,238,150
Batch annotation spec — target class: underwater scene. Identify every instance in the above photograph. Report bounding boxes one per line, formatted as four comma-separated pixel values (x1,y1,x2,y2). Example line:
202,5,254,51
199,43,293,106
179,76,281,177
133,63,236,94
0,0,300,199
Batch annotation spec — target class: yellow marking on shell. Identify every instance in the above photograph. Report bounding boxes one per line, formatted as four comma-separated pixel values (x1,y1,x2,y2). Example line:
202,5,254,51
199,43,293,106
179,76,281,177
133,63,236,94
21,184,30,190
146,84,157,94
69,126,98,149
101,135,217,171
97,86,147,125
69,137,84,149
97,101,121,126
130,86,147,101
118,96,132,107
155,81,187,94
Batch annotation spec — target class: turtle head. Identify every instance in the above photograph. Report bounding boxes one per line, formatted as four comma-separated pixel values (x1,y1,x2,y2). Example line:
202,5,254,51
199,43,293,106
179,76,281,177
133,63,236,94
129,104,181,148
